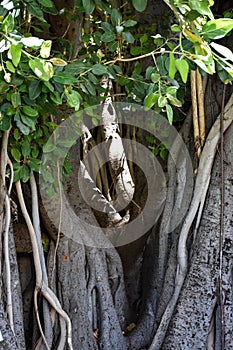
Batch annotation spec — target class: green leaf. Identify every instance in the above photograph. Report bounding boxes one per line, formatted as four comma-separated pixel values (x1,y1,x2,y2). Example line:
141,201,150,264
144,93,159,110
27,2,44,19
66,90,81,111
11,147,21,162
151,73,160,83
9,44,23,67
29,59,53,81
101,22,114,32
2,13,14,33
124,20,137,27
101,32,115,42
16,119,30,135
171,24,181,32
0,113,11,131
132,0,147,12
130,46,141,56
111,9,122,26
40,40,52,58
167,94,182,107
107,41,118,52
122,31,135,44
92,64,108,75
21,140,31,157
29,158,41,172
37,0,54,7
158,95,167,107
11,91,21,108
188,0,214,19
22,105,38,117
21,114,36,129
85,80,96,96
175,59,189,83
14,128,21,141
20,165,30,183
166,104,173,124
82,0,95,14
202,18,233,40
53,72,77,84
6,61,15,73
169,53,177,79
49,58,67,66
29,80,42,100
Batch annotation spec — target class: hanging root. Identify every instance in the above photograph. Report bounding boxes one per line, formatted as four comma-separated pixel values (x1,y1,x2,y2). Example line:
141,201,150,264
149,93,233,350
196,70,205,147
0,130,14,334
15,180,73,349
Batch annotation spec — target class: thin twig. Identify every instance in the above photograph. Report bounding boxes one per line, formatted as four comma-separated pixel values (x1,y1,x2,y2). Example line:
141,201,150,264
219,83,226,350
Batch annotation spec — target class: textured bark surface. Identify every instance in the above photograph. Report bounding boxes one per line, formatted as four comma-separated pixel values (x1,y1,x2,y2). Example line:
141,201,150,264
162,121,233,350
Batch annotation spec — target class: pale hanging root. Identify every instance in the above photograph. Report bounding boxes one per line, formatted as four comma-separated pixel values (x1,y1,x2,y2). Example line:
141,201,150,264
196,70,205,147
149,93,233,350
1,131,14,334
190,70,201,158
34,288,50,350
15,180,73,350
4,194,14,332
30,171,54,349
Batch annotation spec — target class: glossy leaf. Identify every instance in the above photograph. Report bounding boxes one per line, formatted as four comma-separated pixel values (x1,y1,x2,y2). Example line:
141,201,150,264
49,58,67,66
16,119,30,135
166,104,173,124
210,42,233,62
22,105,38,117
122,32,135,44
53,72,76,84
37,0,54,7
0,114,11,130
132,0,147,12
202,18,233,40
40,40,52,58
144,93,159,110
175,59,189,83
92,64,108,75
188,0,214,19
101,32,115,42
9,44,23,67
124,20,137,27
111,9,122,26
29,59,53,81
169,53,177,79
29,80,42,100
27,2,44,18
82,0,95,14
11,91,21,107
21,114,36,129
11,147,21,162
